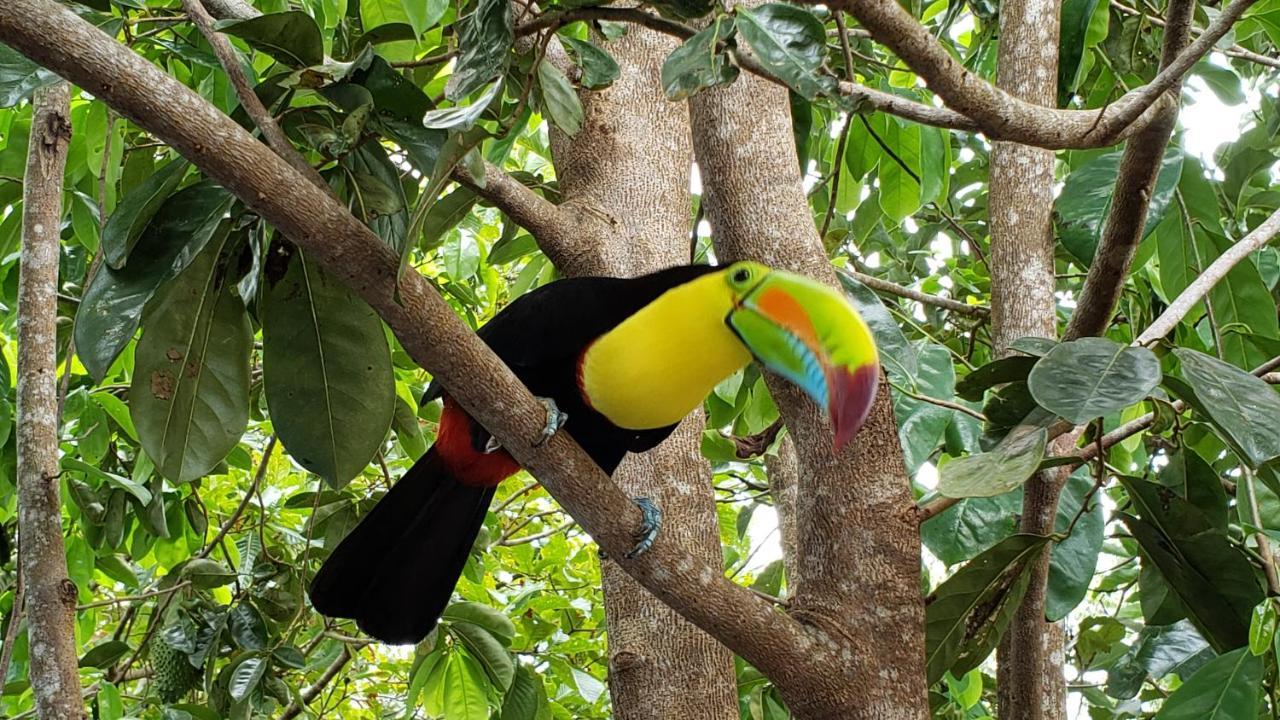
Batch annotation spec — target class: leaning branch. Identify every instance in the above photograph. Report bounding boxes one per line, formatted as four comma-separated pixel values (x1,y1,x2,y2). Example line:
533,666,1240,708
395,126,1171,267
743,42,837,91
0,0,856,698
1063,0,1194,339
811,0,1257,148
839,268,988,317
1137,205,1280,345
452,161,579,268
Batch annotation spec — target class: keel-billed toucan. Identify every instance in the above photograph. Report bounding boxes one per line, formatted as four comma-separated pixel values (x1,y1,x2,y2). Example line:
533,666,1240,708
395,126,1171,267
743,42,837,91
308,261,878,643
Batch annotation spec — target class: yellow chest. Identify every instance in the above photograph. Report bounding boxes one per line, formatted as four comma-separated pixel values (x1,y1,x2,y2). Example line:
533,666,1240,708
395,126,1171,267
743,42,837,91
579,274,751,430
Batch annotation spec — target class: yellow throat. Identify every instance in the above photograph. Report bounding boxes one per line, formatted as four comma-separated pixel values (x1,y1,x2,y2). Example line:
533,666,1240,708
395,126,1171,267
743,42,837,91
579,270,752,430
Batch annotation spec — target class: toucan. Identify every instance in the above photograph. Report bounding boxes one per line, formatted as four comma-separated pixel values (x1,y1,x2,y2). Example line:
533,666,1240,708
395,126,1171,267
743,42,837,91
308,261,878,644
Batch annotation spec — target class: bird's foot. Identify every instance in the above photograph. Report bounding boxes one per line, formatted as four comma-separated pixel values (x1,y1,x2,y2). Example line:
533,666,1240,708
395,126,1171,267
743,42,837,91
624,497,663,559
532,397,568,448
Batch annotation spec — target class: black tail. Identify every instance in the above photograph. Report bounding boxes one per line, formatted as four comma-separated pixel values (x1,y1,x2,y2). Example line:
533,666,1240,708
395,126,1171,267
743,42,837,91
308,449,496,644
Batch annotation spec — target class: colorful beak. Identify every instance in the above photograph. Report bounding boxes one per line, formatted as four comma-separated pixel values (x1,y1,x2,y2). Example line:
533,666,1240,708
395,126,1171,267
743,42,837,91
726,271,879,451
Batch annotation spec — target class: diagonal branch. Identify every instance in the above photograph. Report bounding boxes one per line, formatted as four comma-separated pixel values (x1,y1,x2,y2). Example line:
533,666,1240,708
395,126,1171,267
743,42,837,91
1063,0,1196,339
0,0,861,701
811,0,1257,148
452,161,579,269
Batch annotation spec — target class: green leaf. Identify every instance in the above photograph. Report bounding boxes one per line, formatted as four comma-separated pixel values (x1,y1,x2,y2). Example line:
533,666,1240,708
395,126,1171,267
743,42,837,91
877,119,922,223
1046,470,1105,621
61,458,152,505
1156,448,1229,531
559,36,620,89
79,640,131,668
100,158,188,270
925,534,1050,684
1120,476,1264,651
536,61,583,136
1152,647,1262,720
344,143,409,253
443,601,516,642
1192,60,1246,105
76,183,233,382
181,558,237,589
1058,0,1102,97
215,11,324,67
735,4,834,101
939,426,1047,498
500,665,547,720
1055,147,1182,265
837,273,918,384
228,655,267,703
448,0,513,100
1027,337,1161,423
920,490,1022,566
402,0,447,38
893,343,955,473
130,234,251,483
451,622,515,690
1106,621,1213,699
1249,600,1276,656
228,601,268,651
0,42,59,108
263,248,395,489
660,18,739,100
424,79,502,131
442,652,491,720
488,233,538,265
956,356,1037,402
1171,348,1280,466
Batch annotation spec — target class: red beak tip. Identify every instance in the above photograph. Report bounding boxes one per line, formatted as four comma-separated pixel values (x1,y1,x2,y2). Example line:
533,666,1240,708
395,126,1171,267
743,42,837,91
829,364,878,453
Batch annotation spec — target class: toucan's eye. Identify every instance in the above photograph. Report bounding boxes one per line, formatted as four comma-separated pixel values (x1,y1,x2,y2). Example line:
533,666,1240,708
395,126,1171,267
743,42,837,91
732,268,751,284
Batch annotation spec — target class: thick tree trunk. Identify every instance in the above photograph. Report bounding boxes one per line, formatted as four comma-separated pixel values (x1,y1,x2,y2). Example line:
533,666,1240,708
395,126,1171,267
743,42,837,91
985,0,1066,714
688,31,927,719
548,27,738,720
16,81,85,720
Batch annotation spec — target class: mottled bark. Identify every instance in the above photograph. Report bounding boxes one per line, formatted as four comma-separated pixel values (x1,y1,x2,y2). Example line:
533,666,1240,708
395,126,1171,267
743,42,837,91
765,435,799,583
546,27,737,720
689,23,927,717
17,81,85,720
985,0,1065,712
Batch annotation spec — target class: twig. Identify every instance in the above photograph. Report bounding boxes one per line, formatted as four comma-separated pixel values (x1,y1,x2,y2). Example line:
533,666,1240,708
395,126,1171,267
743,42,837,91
391,49,458,68
498,519,576,546
1111,0,1280,68
199,436,277,559
730,418,786,459
889,381,987,421
1244,467,1280,596
0,538,24,696
492,480,539,514
76,580,192,610
819,15,859,240
1137,206,1280,345
839,269,987,317
280,645,362,720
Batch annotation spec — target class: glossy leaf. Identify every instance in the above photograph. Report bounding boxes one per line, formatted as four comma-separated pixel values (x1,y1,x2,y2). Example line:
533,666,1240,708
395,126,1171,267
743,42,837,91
939,426,1047,498
1156,448,1229,531
500,665,547,720
451,622,515,690
424,79,502,131
536,61,583,136
448,0,512,100
925,534,1050,684
559,36,620,90
1171,348,1280,466
215,11,324,67
661,19,739,100
76,183,233,382
1046,470,1105,621
129,235,251,483
735,4,834,101
1027,337,1161,423
1106,621,1213,699
442,652,491,720
921,490,1022,566
1152,647,1262,719
1055,147,1182,265
228,654,267,702
0,42,58,108
101,158,187,270
263,248,395,489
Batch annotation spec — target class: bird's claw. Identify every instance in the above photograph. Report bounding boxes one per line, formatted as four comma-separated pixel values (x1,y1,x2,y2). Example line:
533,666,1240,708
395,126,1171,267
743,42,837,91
533,397,568,448
624,497,662,559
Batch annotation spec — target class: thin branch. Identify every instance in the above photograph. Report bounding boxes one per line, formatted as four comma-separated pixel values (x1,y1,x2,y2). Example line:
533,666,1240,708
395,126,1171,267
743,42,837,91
280,645,363,720
1137,205,1280,345
1111,0,1280,69
730,418,786,459
839,268,988,317
492,480,539,513
453,161,576,267
1244,468,1280,595
76,581,192,610
199,436,277,559
182,0,329,192
889,381,987,421
1064,0,1194,339
815,0,1259,148
498,519,577,546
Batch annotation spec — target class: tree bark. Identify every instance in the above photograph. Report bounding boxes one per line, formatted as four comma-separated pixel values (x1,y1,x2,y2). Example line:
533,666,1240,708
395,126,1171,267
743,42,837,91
16,80,85,720
984,0,1066,713
547,27,738,720
689,22,927,718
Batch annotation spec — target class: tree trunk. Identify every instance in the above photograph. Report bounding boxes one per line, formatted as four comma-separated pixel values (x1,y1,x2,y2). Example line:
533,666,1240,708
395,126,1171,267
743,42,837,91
688,28,927,719
16,81,85,720
985,0,1066,714
548,26,738,720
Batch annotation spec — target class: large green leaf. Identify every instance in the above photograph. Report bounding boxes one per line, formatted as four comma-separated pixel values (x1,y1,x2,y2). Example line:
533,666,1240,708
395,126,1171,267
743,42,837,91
877,119,923,223
1156,448,1229,531
1046,470,1105,621
101,159,188,270
343,143,409,254
536,61,583,136
1057,0,1102,98
0,42,59,108
402,0,447,38
921,490,1022,566
938,425,1047,498
956,356,1037,402
1120,476,1264,651
215,11,324,67
925,534,1050,684
1106,621,1214,699
559,36,620,90
1171,348,1280,466
76,183,233,382
424,79,502,131
442,652,491,720
1152,647,1262,719
228,654,267,702
735,4,834,101
263,248,394,489
660,18,739,101
450,622,514,691
448,0,512,100
1027,337,1161,423
893,343,955,474
130,235,251,483
500,666,547,720
1055,147,1182,265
